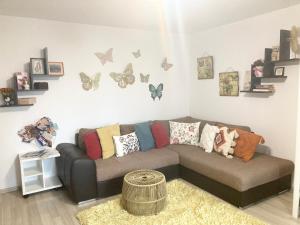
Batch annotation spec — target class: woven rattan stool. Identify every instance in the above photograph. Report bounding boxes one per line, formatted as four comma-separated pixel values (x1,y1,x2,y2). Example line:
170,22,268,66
121,169,167,216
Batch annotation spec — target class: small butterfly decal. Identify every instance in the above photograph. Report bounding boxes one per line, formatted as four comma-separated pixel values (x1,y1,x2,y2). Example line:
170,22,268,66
110,63,135,88
140,73,150,83
149,83,163,100
161,57,173,71
132,49,141,58
95,48,113,65
79,72,101,91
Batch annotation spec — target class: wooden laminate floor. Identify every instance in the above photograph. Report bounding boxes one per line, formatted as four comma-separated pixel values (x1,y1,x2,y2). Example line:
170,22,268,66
0,183,299,225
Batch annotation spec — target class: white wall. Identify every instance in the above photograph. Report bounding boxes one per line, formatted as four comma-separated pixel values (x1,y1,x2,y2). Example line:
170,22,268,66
0,15,191,190
190,5,300,161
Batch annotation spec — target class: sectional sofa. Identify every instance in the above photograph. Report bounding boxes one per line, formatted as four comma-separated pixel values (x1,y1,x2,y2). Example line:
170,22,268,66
56,117,294,207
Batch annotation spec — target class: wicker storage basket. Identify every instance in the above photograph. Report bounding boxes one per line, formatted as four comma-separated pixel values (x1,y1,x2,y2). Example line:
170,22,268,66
121,169,167,216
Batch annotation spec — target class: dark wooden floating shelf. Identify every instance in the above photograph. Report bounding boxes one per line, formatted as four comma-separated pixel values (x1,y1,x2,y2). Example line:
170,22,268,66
31,74,63,77
261,76,287,79
272,58,300,65
17,89,48,93
240,90,274,93
0,104,34,108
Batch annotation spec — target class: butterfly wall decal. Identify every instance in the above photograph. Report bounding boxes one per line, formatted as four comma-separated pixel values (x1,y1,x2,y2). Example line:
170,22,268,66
161,57,173,71
149,83,163,101
140,73,150,83
95,48,113,65
110,63,135,88
132,49,141,58
79,72,101,91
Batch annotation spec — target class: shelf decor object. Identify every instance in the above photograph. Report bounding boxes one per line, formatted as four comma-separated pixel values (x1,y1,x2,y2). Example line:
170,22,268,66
280,30,291,61
19,148,62,197
0,88,16,106
48,62,64,76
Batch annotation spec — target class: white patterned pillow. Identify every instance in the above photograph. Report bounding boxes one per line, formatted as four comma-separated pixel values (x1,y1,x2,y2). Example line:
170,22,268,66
169,121,201,146
199,124,220,153
113,132,140,157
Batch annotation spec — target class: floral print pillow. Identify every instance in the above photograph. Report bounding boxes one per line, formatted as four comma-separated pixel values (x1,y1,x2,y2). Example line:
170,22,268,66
169,121,201,146
113,132,140,157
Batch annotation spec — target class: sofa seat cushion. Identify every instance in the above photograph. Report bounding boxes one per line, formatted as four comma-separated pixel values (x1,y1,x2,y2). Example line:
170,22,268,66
166,144,294,192
95,148,179,181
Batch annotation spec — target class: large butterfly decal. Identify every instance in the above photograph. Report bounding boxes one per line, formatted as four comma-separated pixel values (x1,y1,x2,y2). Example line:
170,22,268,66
95,48,113,65
110,63,135,88
161,57,173,71
79,72,101,91
140,73,150,83
132,49,141,58
149,83,163,100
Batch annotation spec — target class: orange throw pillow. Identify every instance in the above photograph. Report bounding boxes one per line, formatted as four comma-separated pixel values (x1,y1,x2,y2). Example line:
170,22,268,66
234,128,265,162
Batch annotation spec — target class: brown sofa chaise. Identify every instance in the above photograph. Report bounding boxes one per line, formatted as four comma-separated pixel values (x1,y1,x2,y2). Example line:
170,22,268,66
56,117,294,207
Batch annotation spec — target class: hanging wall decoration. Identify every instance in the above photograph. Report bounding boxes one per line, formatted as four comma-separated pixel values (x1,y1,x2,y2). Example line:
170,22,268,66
110,63,135,88
161,58,173,71
197,56,214,79
79,72,101,91
140,73,150,83
95,48,113,65
132,49,141,58
290,26,299,59
18,117,58,147
149,83,163,100
219,71,239,96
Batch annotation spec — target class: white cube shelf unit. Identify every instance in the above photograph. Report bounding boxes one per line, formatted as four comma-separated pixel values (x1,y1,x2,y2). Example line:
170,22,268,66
19,148,62,197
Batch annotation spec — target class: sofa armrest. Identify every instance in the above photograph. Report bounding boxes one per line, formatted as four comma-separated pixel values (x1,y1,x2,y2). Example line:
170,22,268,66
56,143,97,203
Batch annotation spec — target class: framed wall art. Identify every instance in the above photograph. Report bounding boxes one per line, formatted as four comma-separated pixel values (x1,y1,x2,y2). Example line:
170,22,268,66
219,71,239,96
275,67,285,76
48,62,64,76
197,56,214,79
30,58,45,75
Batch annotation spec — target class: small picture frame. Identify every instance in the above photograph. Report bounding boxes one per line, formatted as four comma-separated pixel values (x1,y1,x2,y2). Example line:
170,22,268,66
15,72,31,90
274,67,285,76
30,58,45,75
48,62,64,76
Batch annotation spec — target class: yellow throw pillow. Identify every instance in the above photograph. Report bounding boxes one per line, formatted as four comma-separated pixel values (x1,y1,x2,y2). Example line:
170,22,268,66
97,124,120,159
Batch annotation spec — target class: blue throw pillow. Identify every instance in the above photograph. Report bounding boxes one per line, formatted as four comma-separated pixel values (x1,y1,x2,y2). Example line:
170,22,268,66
135,122,155,151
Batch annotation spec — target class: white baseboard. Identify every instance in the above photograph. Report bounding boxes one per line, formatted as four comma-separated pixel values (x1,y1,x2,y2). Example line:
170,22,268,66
0,186,19,194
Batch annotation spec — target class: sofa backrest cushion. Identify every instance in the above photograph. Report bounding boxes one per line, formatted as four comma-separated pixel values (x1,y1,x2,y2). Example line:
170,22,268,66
216,122,251,132
120,124,135,135
135,122,155,151
84,131,102,160
151,122,170,148
78,128,96,151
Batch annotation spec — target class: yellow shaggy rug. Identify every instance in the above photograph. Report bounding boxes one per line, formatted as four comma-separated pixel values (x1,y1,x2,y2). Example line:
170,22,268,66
77,180,267,225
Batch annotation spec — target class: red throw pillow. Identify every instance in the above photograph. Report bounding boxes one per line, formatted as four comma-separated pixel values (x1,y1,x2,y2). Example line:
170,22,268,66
151,122,170,148
84,132,102,160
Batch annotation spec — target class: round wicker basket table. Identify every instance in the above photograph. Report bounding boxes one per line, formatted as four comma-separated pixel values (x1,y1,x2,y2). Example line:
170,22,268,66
121,169,167,216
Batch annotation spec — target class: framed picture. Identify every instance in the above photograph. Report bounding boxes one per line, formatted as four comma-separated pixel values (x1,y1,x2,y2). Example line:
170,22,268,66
197,56,214,79
15,72,31,90
48,62,64,76
219,71,239,96
0,88,16,106
275,67,285,76
30,58,45,75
